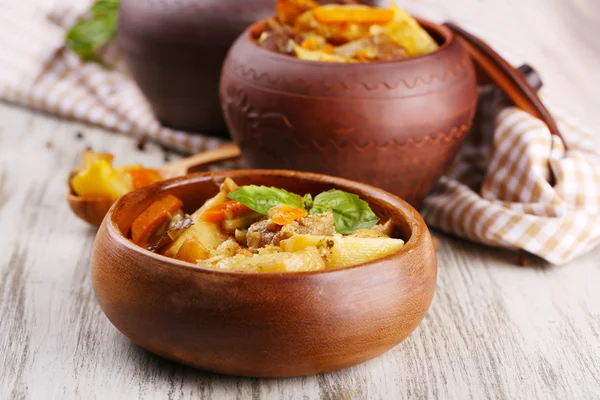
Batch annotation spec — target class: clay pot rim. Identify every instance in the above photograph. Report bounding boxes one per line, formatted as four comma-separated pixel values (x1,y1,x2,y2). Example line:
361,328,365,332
103,169,428,279
245,17,454,67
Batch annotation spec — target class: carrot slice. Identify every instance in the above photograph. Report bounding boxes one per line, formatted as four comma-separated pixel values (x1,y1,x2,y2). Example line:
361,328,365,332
127,168,162,190
270,206,307,225
131,194,183,246
201,200,252,223
313,8,394,25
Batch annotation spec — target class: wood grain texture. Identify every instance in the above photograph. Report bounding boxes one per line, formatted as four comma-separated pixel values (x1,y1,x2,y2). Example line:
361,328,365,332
91,171,436,377
1,0,600,398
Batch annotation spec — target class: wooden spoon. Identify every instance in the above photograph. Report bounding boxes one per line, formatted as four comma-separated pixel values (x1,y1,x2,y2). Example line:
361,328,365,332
67,144,241,227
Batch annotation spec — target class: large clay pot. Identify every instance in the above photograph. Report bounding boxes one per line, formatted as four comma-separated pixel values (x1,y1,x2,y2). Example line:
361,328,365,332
220,20,478,207
118,0,275,135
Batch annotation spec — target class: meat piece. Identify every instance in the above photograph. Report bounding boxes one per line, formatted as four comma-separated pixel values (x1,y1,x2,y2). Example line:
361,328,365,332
258,18,302,55
334,37,377,59
246,219,283,250
216,239,242,257
372,220,395,237
246,212,335,250
146,211,194,252
333,33,408,62
278,212,335,241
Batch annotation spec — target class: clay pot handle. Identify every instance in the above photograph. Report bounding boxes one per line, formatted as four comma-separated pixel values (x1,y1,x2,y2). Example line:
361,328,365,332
444,22,564,144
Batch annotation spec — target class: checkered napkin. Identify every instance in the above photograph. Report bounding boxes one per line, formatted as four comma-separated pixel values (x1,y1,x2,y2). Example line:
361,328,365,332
2,0,600,263
421,87,600,264
0,0,227,154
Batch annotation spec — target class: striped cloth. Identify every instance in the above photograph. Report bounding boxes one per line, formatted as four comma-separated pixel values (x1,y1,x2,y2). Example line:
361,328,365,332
0,0,226,154
2,0,600,263
421,87,600,264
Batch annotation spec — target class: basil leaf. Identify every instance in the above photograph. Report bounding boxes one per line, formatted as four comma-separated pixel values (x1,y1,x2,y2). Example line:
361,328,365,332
310,189,379,234
66,18,116,61
303,193,313,210
91,0,120,18
227,185,304,215
66,0,119,61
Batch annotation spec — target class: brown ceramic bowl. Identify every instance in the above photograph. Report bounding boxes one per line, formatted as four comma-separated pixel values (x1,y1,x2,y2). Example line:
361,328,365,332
91,170,437,377
220,19,478,207
118,0,274,135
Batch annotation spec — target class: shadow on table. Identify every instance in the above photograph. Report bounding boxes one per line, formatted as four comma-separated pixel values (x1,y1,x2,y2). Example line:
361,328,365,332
123,337,306,385
430,229,552,270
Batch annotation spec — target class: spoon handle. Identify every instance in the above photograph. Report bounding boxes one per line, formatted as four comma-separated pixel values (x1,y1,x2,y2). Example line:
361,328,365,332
159,143,241,179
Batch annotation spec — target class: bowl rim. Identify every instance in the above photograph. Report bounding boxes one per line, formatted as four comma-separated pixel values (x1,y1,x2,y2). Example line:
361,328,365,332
242,16,454,67
103,169,429,279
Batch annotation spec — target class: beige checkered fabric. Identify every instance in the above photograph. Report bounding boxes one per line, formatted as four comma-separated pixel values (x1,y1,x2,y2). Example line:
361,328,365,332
2,0,600,263
421,87,600,264
0,0,227,154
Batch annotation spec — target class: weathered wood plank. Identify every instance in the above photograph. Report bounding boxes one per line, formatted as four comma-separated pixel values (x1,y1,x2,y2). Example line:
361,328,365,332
1,0,600,398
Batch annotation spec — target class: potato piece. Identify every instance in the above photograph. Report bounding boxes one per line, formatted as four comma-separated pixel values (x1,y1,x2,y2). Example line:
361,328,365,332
71,160,131,200
295,4,437,56
294,45,355,63
162,179,236,257
280,234,331,252
210,247,326,273
370,4,438,56
216,239,242,257
281,235,404,268
334,34,408,61
175,238,213,263
82,150,114,169
163,218,228,257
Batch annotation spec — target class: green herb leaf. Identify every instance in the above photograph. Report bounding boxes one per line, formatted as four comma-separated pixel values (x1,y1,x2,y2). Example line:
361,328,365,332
66,0,119,61
227,185,304,215
91,0,120,18
310,189,379,234
303,193,313,210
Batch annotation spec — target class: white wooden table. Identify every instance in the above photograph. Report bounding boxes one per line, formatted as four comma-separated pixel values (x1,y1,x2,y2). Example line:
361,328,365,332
1,0,600,398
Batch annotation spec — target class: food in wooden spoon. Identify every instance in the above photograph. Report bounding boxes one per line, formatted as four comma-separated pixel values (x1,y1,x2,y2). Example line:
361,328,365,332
70,149,162,201
129,177,404,272
258,0,439,62
67,144,241,226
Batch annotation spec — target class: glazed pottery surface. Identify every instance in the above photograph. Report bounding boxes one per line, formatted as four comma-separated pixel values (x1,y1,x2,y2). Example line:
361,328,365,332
220,20,478,206
91,170,437,377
